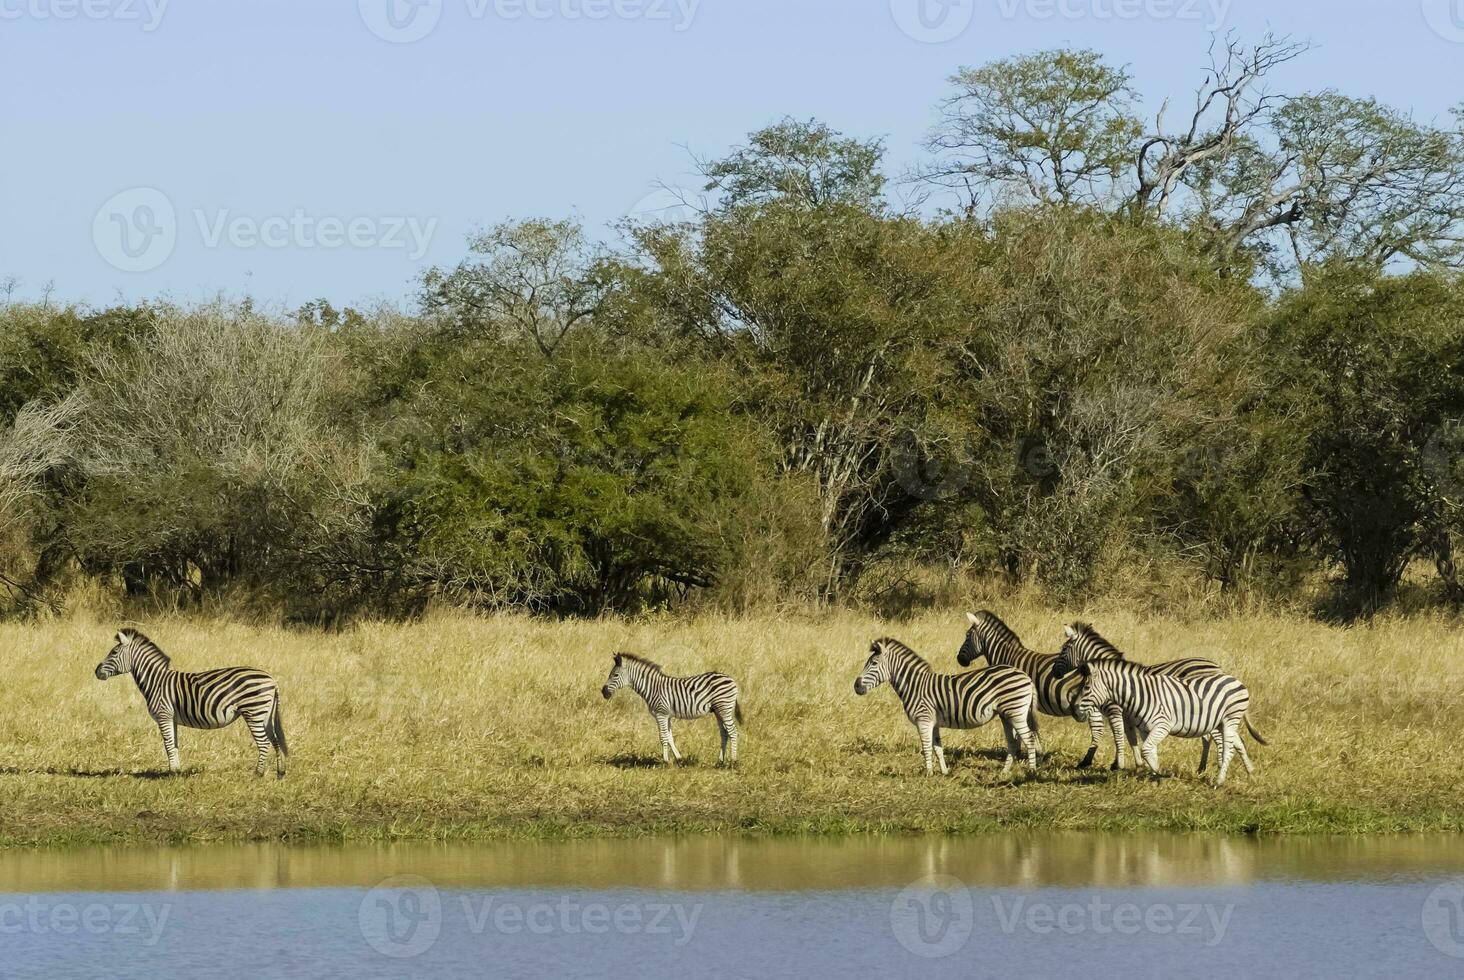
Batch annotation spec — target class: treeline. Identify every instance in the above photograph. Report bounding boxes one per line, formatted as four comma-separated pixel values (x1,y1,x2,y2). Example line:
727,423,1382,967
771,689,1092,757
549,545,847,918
2,39,1463,622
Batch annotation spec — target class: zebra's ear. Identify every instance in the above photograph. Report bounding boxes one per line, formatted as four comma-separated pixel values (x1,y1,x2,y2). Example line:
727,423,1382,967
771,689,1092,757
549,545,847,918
115,630,128,646
966,612,979,627
1064,624,1078,640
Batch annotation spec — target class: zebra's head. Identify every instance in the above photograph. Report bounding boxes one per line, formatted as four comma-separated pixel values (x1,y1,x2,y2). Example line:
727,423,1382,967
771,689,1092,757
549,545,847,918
1052,622,1121,679
1073,664,1112,715
958,611,991,667
95,629,138,680
602,654,627,699
854,640,892,695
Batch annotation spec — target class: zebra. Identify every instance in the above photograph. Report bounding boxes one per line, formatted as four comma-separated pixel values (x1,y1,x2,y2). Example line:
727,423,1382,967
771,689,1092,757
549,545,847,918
601,653,743,766
94,628,288,778
958,610,1112,769
854,637,1038,777
1070,657,1265,786
1046,621,1226,772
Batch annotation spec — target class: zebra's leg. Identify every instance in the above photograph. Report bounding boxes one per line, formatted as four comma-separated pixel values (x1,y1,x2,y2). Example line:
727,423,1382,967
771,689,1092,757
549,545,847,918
917,719,936,776
1233,727,1255,774
1027,710,1043,758
996,718,1019,777
1214,720,1240,787
1140,722,1169,779
656,714,676,765
1198,731,1218,774
1108,707,1129,771
154,713,180,773
1077,708,1102,769
244,713,271,777
932,727,949,776
715,705,738,766
1009,711,1037,773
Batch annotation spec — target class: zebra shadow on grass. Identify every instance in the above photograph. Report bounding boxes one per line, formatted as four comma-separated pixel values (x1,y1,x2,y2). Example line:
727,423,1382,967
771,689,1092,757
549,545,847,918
0,765,202,780
605,753,731,770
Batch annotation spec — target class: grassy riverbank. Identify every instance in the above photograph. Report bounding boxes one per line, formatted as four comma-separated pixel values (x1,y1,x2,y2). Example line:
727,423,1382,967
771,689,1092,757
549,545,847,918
2,605,1461,847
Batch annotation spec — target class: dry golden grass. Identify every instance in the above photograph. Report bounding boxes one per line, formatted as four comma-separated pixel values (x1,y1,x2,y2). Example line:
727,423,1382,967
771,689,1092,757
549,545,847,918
2,603,1461,846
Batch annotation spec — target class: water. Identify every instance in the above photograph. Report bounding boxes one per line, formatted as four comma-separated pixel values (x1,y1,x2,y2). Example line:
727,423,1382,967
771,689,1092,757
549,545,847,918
2,835,1463,979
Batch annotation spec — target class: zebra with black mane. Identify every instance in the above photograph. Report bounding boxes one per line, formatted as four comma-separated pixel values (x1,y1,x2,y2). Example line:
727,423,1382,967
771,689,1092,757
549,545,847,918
602,653,743,766
1025,617,1224,771
94,628,288,777
854,637,1037,777
1053,623,1265,785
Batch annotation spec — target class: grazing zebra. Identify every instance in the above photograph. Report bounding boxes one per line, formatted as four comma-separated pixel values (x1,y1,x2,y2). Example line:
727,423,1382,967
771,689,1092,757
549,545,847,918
94,629,288,778
854,637,1037,777
1070,658,1265,786
1048,621,1226,772
601,653,743,766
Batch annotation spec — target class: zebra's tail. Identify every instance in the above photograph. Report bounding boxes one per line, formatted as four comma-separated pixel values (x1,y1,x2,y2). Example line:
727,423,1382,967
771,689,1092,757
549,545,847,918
734,701,744,725
268,690,289,757
1245,716,1267,746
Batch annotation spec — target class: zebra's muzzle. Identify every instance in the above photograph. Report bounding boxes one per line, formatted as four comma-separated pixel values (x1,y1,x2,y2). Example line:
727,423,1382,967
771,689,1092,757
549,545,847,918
94,664,111,680
853,680,867,695
601,686,612,699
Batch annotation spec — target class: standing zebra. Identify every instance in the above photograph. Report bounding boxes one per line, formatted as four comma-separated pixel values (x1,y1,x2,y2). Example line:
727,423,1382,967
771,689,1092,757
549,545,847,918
1069,658,1264,786
601,653,743,766
958,610,1110,769
854,637,1037,777
94,629,288,777
1052,622,1257,776
1044,620,1225,771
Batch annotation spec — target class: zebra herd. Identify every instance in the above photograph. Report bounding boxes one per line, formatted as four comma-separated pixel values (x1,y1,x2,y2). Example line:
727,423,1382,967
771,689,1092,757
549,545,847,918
92,611,1263,786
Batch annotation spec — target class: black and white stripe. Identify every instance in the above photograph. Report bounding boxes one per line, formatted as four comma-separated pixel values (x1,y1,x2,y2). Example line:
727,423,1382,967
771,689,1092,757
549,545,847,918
855,637,1038,777
1054,623,1265,785
1047,620,1225,771
94,628,288,777
602,653,742,765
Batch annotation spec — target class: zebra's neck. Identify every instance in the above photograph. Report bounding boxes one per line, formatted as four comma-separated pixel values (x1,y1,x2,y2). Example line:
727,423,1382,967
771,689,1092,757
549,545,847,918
624,661,664,700
129,647,174,697
886,649,933,701
975,624,1027,667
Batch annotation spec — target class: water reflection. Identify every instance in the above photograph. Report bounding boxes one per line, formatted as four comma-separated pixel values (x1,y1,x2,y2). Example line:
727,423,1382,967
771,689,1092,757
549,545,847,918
3,834,1462,894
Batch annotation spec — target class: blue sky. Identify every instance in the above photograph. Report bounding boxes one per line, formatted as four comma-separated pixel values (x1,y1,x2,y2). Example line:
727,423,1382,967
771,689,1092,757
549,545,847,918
2,0,1461,308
